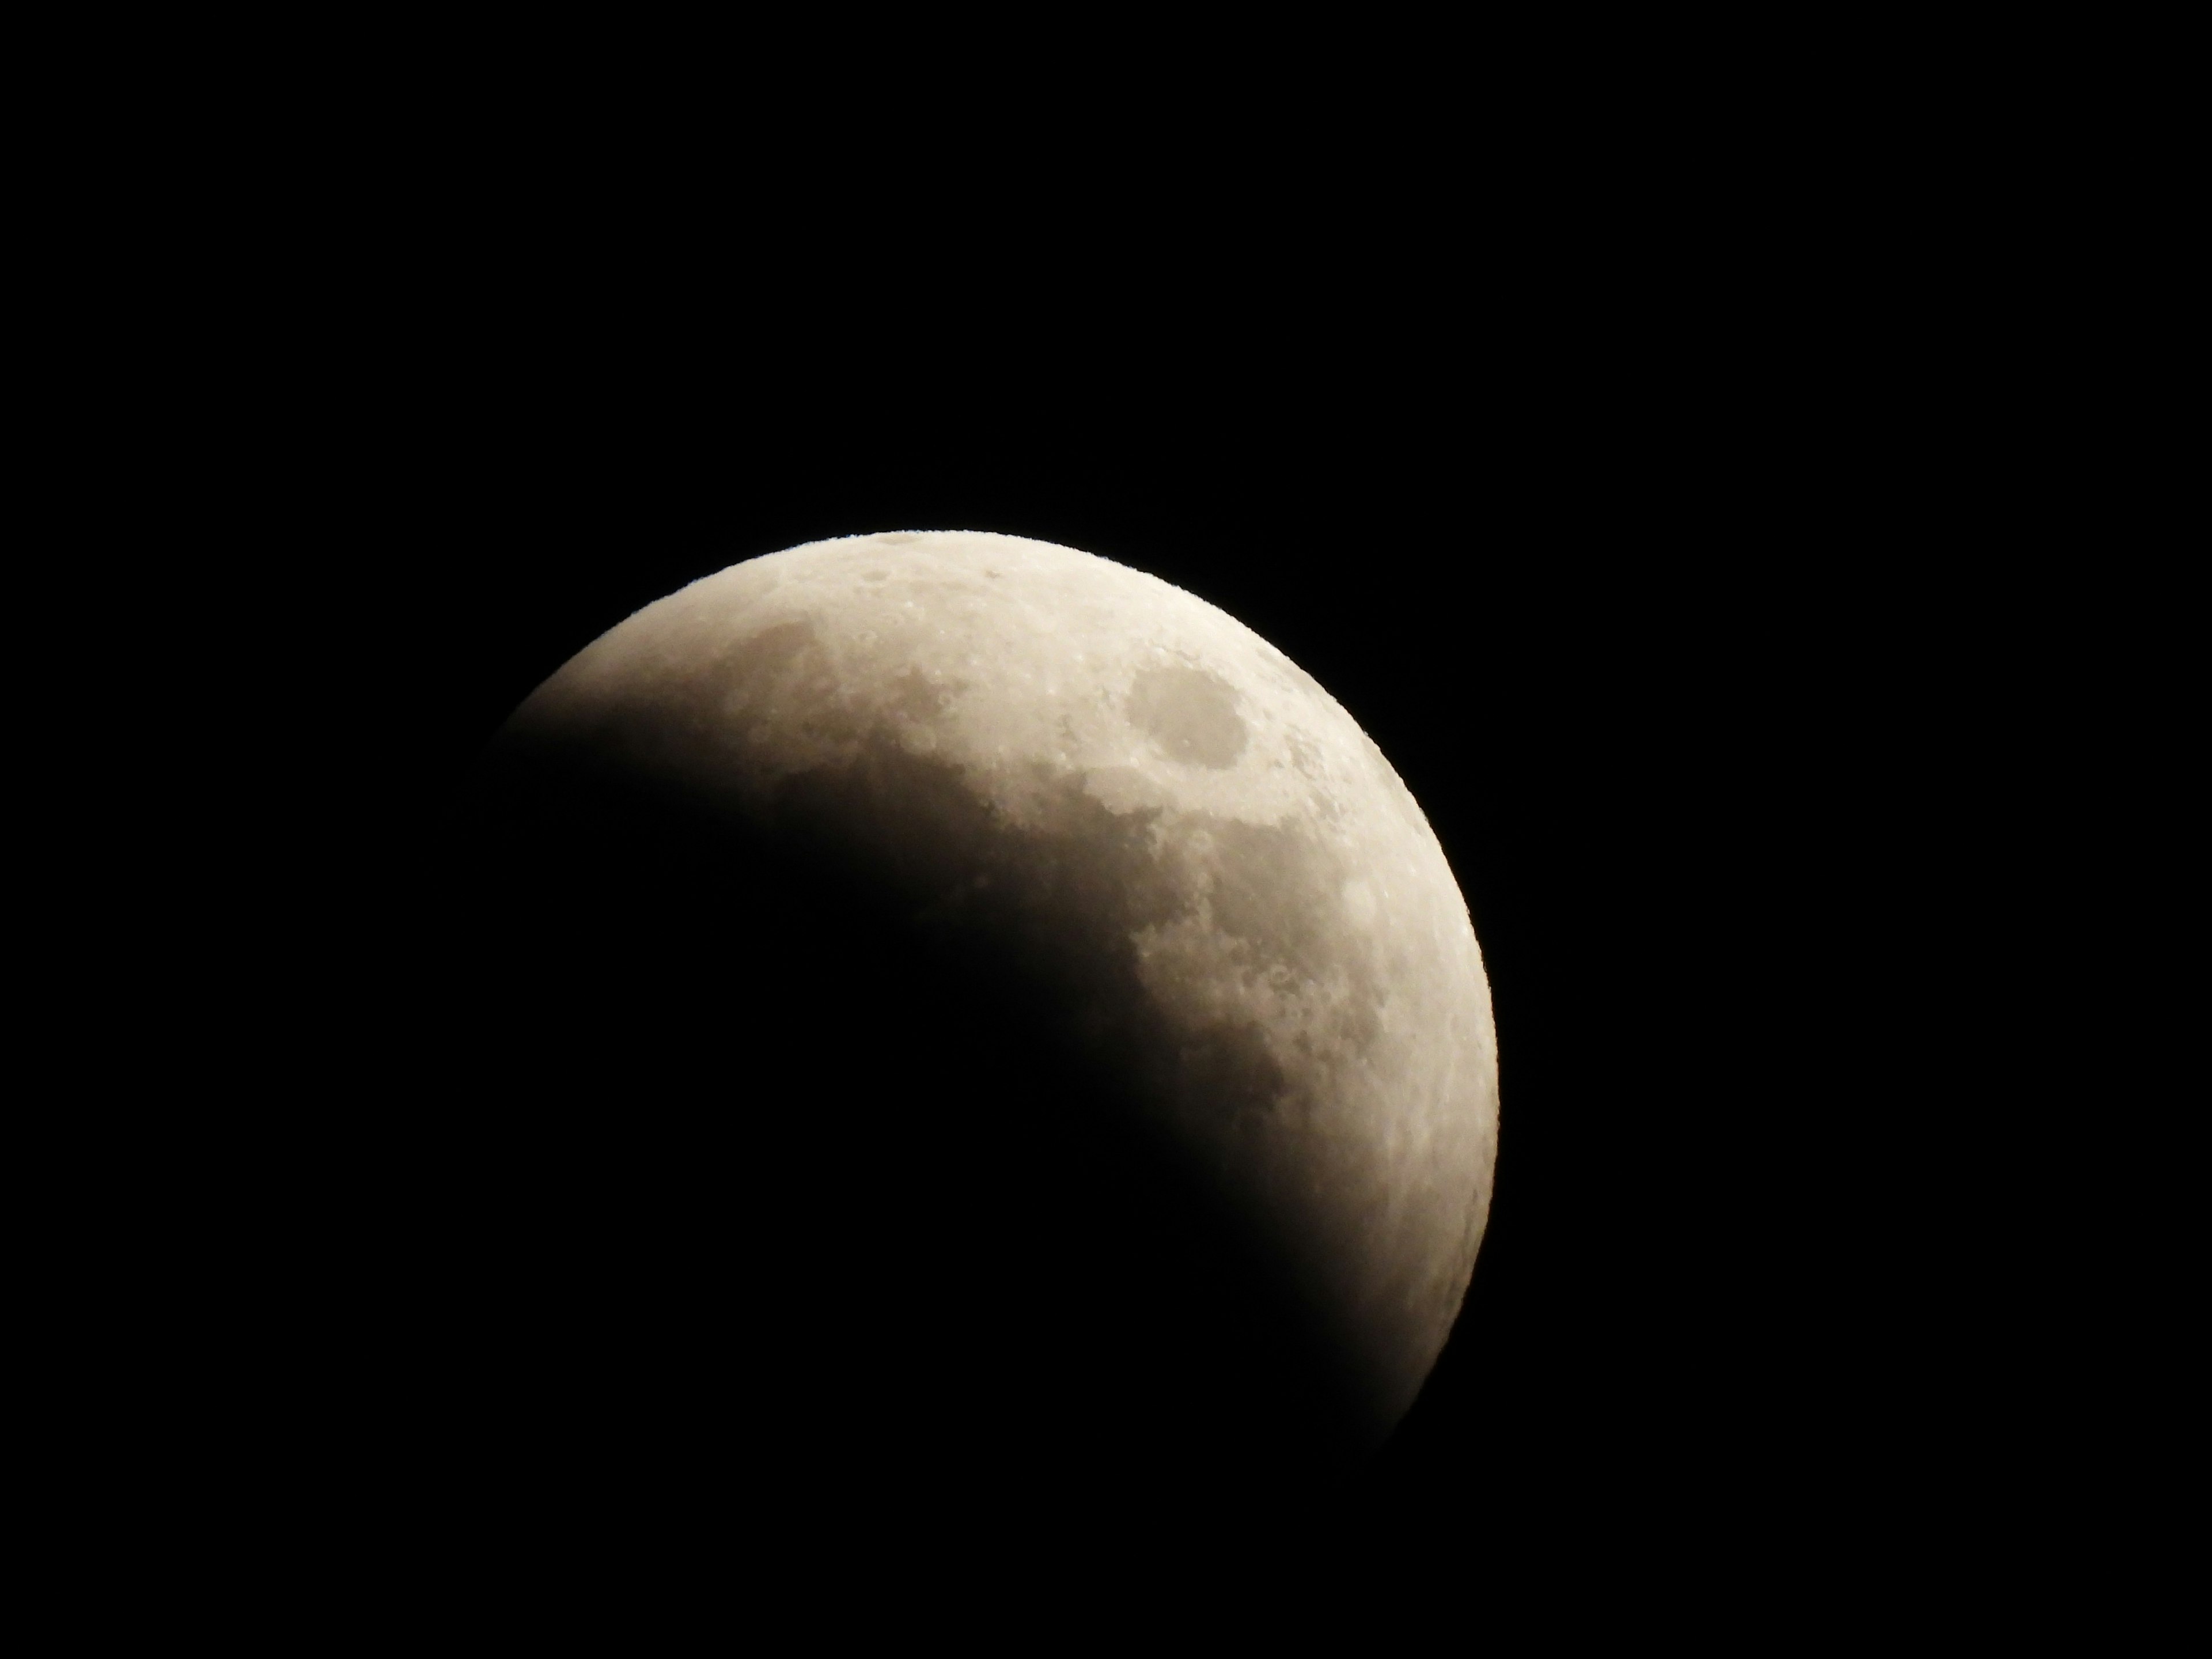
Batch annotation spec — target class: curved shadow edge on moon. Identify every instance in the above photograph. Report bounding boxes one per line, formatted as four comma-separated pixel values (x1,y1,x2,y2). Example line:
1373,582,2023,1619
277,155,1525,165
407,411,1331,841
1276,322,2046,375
443,530,1498,1485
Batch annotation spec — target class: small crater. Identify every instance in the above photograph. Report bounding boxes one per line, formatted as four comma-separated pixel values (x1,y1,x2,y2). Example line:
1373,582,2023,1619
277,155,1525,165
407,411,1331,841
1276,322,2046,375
1126,665,1248,770
888,667,957,721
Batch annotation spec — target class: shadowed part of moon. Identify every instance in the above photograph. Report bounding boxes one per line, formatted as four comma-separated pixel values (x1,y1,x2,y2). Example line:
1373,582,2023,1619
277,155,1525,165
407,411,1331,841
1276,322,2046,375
415,728,1368,1529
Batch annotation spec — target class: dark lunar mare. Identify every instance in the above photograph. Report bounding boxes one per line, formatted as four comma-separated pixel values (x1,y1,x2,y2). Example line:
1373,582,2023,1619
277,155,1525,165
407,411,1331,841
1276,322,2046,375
369,721,1375,1565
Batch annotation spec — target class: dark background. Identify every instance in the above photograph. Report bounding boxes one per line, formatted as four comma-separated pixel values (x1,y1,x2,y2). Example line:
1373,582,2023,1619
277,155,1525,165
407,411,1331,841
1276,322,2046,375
43,22,2144,1628
144,74,2032,1613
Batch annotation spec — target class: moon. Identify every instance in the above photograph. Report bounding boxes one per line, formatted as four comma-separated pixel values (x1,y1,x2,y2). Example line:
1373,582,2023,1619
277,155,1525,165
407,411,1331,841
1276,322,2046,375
447,530,1497,1501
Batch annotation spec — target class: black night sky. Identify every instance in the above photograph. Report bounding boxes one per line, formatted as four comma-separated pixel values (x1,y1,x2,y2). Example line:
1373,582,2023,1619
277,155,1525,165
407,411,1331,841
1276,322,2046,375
207,113,2010,1619
62,20,2133,1631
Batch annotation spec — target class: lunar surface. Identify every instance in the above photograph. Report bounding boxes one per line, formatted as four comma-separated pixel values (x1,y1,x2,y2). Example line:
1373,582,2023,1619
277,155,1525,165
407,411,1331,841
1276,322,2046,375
446,531,1497,1497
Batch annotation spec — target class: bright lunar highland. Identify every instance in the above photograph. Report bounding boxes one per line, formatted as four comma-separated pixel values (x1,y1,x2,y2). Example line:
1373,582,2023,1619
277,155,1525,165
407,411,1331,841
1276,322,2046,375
475,531,1498,1469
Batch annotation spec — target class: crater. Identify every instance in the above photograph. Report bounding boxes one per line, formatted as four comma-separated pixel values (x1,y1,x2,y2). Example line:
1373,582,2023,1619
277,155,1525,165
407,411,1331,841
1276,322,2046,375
888,667,958,722
1126,666,1248,770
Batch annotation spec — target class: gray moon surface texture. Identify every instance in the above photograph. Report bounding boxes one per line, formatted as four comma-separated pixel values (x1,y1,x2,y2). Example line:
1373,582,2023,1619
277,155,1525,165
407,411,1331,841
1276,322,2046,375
487,530,1497,1460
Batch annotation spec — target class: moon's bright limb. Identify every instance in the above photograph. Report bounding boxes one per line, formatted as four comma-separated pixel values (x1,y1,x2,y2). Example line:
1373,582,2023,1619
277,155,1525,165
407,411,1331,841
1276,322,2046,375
486,530,1498,1459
